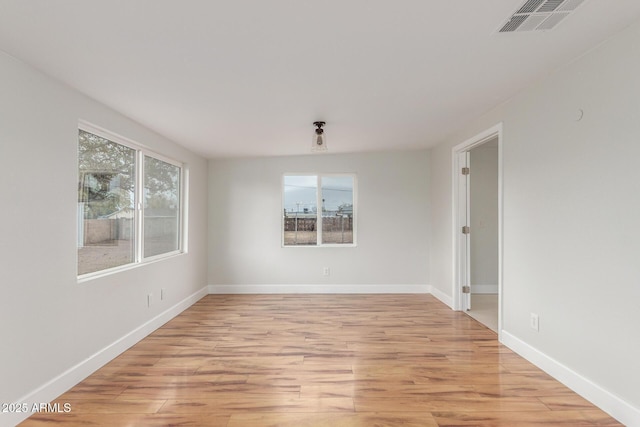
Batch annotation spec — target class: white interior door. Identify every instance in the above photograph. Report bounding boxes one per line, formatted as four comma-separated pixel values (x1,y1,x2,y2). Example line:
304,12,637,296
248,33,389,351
452,124,502,334
458,151,471,311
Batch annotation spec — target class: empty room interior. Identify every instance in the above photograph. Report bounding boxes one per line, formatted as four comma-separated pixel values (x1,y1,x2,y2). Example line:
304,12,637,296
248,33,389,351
1,1,640,426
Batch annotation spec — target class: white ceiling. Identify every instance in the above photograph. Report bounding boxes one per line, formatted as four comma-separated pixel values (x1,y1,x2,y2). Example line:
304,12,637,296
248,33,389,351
1,1,640,158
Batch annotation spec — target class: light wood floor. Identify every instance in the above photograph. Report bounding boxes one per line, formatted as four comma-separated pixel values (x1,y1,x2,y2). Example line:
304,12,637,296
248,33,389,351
20,294,620,426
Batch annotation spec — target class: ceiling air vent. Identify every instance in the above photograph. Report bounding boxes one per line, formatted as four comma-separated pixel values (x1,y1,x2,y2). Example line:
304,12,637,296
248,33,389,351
538,0,564,13
516,0,546,14
498,0,587,33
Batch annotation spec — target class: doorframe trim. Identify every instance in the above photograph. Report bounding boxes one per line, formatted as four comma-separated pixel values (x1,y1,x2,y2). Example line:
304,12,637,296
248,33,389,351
451,123,503,338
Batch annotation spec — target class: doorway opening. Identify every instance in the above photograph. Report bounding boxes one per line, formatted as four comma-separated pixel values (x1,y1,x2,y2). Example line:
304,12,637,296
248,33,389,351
453,124,502,336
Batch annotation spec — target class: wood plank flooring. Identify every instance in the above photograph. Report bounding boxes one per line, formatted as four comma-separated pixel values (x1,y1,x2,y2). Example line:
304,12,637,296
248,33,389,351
20,294,621,426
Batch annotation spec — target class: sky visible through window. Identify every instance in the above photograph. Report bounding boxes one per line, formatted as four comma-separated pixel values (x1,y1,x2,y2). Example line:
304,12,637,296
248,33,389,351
284,175,353,213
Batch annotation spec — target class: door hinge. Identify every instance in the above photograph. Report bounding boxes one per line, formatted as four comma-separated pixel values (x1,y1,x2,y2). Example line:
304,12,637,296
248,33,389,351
461,167,470,175
462,225,470,235
462,286,471,294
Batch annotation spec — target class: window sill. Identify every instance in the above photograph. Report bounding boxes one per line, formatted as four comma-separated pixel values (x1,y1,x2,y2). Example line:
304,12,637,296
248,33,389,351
282,244,357,248
77,250,184,283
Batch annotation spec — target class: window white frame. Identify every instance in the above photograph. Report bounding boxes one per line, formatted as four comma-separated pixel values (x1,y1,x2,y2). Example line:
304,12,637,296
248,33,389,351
282,173,357,247
78,121,185,281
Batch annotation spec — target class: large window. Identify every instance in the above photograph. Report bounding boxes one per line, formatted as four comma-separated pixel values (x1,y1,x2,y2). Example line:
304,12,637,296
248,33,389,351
78,126,182,277
283,174,356,246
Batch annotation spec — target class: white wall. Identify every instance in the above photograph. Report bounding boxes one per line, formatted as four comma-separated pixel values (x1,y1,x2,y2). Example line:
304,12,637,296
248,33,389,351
208,151,430,292
0,52,208,419
430,19,640,422
470,141,499,290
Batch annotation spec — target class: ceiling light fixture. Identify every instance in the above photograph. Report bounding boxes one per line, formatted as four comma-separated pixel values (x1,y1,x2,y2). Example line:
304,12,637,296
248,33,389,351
312,121,327,152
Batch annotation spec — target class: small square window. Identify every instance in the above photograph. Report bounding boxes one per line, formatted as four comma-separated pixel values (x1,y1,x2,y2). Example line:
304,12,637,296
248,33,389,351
282,174,356,246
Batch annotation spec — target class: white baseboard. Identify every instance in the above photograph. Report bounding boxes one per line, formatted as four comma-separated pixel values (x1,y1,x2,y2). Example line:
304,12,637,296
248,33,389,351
4,286,209,427
471,284,498,294
208,283,429,294
428,286,454,308
501,331,640,427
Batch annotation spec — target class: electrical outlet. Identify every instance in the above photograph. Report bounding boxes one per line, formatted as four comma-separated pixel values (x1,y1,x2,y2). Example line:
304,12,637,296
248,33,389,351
323,267,330,276
161,288,165,301
147,293,153,307
530,313,539,332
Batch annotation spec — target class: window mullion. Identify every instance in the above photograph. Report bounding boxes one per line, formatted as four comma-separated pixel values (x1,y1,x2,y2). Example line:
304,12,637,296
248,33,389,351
136,151,144,263
317,175,322,246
